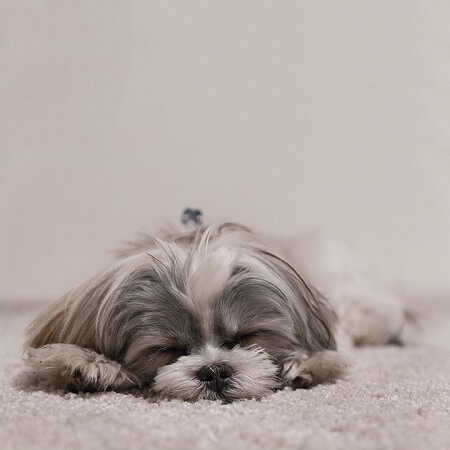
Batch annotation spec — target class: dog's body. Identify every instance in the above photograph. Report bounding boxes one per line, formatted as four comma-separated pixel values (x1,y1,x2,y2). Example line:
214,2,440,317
24,222,409,401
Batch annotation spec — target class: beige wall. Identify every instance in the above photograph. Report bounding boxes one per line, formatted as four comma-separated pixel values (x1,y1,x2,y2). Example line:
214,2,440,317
1,1,449,300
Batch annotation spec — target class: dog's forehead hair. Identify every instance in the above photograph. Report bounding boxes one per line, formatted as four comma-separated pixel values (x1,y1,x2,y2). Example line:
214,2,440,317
147,237,284,345
150,236,236,295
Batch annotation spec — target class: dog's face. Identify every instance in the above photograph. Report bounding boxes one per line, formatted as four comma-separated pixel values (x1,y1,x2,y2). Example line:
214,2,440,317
27,225,337,401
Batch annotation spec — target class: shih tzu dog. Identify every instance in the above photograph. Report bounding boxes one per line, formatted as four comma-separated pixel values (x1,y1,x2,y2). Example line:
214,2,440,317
23,212,410,401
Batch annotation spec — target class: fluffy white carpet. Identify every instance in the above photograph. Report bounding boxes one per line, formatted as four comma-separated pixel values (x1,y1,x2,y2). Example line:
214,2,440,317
1,298,449,450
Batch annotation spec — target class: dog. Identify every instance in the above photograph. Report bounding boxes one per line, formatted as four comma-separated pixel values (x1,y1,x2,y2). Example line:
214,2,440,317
22,218,410,401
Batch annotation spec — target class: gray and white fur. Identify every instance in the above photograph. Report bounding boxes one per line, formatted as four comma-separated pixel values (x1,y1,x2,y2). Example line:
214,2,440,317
23,223,409,401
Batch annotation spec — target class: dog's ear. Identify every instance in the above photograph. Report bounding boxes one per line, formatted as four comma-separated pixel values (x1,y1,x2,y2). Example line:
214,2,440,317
26,249,184,360
27,302,66,348
26,258,131,351
259,250,338,351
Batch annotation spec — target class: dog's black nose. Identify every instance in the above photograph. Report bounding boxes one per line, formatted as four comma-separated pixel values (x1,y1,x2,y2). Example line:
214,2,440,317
196,363,233,392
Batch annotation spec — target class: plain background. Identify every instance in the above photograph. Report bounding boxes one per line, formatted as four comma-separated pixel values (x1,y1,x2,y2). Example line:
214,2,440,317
1,1,449,301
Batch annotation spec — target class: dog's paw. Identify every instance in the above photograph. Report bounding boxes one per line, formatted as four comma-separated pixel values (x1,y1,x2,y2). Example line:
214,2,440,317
282,351,314,389
281,350,349,389
22,344,133,392
65,351,130,392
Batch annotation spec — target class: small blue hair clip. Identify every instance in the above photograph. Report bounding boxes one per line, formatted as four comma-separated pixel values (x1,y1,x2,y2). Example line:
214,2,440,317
181,208,203,227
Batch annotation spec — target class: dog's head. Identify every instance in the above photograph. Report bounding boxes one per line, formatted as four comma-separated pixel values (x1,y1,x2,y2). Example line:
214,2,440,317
28,224,337,401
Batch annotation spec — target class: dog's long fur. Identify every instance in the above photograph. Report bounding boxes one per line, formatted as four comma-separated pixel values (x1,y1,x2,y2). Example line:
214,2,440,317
23,223,408,401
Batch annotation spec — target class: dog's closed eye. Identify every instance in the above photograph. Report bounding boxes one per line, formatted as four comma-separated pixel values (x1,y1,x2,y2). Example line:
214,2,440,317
156,346,189,357
222,333,259,349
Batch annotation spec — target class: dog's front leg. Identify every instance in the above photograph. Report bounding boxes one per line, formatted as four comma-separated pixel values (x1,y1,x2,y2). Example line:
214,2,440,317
281,350,348,389
23,344,136,392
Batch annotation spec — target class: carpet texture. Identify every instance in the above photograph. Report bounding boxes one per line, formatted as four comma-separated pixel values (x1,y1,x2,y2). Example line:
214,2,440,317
1,298,449,450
